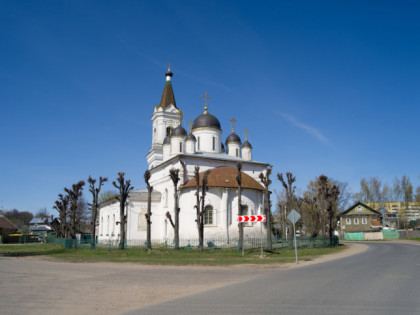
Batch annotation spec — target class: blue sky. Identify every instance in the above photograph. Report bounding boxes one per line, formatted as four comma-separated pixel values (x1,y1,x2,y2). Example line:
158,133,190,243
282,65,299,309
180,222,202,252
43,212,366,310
1,0,419,214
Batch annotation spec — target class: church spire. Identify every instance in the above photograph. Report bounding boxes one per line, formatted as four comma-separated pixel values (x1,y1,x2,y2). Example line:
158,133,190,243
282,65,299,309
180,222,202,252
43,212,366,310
159,63,177,109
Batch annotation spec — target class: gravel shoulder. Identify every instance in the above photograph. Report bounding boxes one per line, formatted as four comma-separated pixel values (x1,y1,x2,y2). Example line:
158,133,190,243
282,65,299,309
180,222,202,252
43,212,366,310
0,243,367,314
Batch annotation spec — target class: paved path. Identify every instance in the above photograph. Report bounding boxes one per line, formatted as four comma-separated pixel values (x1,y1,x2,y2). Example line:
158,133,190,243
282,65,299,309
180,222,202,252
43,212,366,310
127,241,420,314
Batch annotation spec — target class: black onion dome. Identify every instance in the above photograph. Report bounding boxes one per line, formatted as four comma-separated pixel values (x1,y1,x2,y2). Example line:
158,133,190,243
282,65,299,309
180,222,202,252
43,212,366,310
192,113,221,130
225,133,241,144
171,125,187,137
242,140,252,149
186,133,196,141
163,135,171,144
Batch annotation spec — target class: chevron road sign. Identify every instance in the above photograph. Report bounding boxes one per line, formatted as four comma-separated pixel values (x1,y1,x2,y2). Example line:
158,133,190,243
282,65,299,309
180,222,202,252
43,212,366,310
238,215,266,222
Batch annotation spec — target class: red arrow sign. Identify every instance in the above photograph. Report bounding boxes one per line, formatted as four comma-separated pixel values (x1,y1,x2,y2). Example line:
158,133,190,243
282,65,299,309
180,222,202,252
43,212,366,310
238,215,266,222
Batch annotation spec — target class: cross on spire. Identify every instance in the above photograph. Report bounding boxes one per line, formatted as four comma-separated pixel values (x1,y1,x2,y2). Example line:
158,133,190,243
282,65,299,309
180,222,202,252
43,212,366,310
188,120,193,133
244,128,249,140
201,91,211,113
230,117,237,133
167,62,171,71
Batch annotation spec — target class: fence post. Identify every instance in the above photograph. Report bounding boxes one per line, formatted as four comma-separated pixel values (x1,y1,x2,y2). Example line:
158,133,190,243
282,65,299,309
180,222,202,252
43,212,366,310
187,240,190,252
212,240,215,252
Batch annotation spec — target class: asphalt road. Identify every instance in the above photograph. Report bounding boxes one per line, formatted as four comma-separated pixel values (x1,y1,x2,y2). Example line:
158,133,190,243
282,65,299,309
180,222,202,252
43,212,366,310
127,242,420,315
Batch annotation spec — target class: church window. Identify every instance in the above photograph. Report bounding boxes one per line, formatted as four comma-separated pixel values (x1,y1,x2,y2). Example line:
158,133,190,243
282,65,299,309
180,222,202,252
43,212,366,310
240,205,249,216
164,189,168,208
236,148,239,157
138,211,147,231
112,214,115,235
205,205,213,225
100,217,103,235
179,142,182,152
107,215,110,236
198,137,201,150
212,137,215,150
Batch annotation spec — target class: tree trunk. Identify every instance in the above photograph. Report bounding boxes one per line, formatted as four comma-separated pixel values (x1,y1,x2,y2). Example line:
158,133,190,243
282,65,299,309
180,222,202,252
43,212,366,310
265,189,272,250
119,202,125,250
91,206,97,250
147,187,152,250
174,189,179,250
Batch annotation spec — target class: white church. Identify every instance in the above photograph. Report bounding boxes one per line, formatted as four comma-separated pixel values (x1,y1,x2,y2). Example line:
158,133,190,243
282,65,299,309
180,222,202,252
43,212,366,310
98,67,271,244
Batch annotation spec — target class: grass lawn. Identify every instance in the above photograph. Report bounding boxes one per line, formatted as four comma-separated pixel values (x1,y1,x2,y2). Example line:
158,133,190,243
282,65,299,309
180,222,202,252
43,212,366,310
0,243,346,265
409,237,420,242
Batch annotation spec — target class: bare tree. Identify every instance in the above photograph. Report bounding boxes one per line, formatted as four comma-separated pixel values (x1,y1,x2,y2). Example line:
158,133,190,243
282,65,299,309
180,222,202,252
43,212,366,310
53,194,69,238
64,181,85,239
87,176,108,249
144,170,153,250
259,167,273,250
194,166,211,250
35,207,50,220
316,175,339,239
236,162,244,252
278,172,296,239
113,173,134,250
98,190,118,203
166,168,180,249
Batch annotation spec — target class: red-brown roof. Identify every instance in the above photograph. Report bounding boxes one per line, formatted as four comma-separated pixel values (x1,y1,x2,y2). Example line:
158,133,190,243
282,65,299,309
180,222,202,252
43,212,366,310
0,215,19,230
181,166,265,191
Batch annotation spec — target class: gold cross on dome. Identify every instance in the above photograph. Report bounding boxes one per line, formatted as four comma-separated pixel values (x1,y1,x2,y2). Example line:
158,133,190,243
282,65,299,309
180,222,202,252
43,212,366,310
188,120,193,132
201,91,212,113
167,62,171,71
244,128,249,140
230,117,237,133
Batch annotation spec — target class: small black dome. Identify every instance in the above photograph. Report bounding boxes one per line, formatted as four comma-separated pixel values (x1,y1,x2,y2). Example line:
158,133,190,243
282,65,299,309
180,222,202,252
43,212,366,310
186,133,196,141
163,135,171,144
172,125,187,137
225,133,241,144
192,113,221,130
242,140,252,149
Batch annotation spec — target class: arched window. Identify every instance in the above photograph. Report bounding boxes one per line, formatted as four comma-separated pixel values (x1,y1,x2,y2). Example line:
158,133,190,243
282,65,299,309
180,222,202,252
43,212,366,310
240,205,250,225
212,137,215,150
107,215,110,235
100,217,103,235
112,214,115,235
240,205,249,216
205,205,214,225
179,142,182,152
198,137,201,150
236,148,239,157
164,188,168,208
138,210,147,231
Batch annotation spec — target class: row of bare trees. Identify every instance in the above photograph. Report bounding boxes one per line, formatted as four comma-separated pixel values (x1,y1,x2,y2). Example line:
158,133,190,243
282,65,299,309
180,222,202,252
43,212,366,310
276,173,341,244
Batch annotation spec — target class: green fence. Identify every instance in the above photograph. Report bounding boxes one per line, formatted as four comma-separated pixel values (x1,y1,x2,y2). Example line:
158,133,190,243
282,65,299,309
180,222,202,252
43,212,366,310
2,234,40,244
382,229,399,239
344,232,364,241
48,235,339,251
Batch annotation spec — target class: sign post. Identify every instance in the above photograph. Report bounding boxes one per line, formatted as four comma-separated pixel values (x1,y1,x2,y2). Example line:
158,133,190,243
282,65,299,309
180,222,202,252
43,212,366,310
238,215,266,258
287,209,301,264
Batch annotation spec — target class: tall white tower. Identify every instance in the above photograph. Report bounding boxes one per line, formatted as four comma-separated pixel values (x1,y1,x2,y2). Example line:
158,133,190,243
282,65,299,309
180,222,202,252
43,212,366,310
146,65,183,168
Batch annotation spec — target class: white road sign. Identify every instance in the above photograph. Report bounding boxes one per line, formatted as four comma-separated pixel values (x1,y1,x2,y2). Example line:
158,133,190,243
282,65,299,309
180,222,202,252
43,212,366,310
287,209,301,224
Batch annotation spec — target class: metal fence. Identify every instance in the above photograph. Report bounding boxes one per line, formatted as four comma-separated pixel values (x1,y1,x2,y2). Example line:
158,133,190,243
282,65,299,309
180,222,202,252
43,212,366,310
47,235,339,251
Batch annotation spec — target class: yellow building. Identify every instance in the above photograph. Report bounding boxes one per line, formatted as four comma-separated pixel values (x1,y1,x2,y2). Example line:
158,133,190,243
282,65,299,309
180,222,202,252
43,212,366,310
366,202,420,222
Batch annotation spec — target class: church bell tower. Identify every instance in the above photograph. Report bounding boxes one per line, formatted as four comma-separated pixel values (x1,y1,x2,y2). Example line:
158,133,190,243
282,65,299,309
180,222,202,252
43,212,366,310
146,65,183,168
